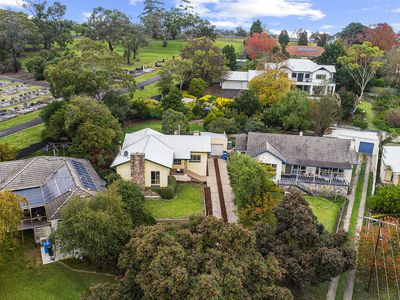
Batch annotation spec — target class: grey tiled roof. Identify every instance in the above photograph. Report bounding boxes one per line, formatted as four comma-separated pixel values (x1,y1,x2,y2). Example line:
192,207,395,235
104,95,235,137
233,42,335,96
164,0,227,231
0,156,103,220
242,133,357,169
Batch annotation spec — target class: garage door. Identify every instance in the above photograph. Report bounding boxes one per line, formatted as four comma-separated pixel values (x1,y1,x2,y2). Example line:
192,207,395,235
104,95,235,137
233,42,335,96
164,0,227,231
359,142,374,155
222,81,243,90
211,144,224,156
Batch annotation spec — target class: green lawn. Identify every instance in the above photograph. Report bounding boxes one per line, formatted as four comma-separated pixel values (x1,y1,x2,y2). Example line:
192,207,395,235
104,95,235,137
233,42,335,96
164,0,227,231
134,82,160,99
305,196,342,233
348,160,367,241
359,101,377,130
215,37,245,53
0,123,44,149
0,111,41,131
135,70,160,84
0,236,113,300
145,183,204,219
115,40,185,69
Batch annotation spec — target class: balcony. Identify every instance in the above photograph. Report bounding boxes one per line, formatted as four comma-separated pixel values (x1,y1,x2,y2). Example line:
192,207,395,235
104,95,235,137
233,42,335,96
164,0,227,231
279,174,348,186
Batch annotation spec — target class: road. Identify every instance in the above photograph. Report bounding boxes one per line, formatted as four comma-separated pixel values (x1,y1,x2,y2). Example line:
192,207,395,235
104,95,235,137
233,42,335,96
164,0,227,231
0,118,43,138
119,75,161,94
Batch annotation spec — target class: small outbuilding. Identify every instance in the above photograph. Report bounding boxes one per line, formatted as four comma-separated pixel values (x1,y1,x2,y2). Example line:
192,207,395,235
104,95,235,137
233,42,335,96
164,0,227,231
380,146,400,186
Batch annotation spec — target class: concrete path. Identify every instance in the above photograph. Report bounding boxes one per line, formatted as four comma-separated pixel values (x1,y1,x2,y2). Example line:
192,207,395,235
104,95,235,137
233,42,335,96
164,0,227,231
343,157,371,300
206,158,238,223
327,160,362,300
0,118,43,138
217,159,238,223
207,158,222,220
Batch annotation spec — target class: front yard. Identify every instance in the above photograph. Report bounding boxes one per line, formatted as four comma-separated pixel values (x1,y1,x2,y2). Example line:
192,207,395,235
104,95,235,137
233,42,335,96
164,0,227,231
0,234,113,300
145,183,204,219
305,196,343,233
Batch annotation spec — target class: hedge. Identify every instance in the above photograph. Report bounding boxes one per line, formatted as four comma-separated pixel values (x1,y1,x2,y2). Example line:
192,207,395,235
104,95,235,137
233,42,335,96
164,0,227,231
152,176,177,199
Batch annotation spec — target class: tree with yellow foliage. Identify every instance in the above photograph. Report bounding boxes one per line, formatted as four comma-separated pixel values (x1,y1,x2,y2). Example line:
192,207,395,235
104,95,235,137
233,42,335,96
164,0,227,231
248,69,292,106
0,192,25,249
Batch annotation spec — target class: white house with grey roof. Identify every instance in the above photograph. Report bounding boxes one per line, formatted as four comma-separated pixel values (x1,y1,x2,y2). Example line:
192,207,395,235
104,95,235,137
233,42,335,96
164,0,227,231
0,156,102,237
221,58,336,96
111,128,228,188
380,146,400,186
235,132,358,195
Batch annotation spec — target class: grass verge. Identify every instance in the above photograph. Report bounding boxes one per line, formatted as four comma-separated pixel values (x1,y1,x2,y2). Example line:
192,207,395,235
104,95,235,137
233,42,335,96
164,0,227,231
145,183,204,219
0,123,44,149
348,160,367,241
0,111,41,131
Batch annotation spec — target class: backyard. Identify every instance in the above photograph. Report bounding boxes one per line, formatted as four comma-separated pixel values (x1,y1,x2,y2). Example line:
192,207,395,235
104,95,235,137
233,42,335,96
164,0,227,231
0,234,113,300
145,183,204,219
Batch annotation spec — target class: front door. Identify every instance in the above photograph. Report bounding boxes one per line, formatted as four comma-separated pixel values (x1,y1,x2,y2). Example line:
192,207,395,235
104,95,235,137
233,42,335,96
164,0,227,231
297,73,304,82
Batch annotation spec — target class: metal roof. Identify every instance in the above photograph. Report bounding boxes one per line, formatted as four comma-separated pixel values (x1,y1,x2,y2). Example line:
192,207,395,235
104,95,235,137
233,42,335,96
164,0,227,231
112,129,212,168
382,146,400,173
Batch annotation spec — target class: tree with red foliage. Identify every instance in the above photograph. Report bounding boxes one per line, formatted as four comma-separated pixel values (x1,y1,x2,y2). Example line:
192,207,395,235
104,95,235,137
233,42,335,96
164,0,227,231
362,23,398,51
245,32,278,60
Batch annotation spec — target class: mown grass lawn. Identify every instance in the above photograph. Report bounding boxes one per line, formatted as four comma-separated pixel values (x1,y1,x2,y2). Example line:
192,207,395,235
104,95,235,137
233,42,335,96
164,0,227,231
0,123,44,149
133,82,160,99
305,196,342,233
0,235,113,300
359,100,377,130
145,183,204,219
0,111,41,131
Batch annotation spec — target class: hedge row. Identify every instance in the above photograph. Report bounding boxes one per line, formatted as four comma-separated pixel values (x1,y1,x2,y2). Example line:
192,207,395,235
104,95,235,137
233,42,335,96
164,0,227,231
152,176,177,199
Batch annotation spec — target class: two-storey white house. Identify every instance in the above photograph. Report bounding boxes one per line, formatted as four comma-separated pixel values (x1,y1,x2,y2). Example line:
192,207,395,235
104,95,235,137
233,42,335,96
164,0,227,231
221,59,336,96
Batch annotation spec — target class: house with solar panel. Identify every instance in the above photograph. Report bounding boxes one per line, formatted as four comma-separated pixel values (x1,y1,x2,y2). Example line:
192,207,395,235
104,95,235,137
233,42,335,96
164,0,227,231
0,156,102,239
221,58,336,96
111,128,228,188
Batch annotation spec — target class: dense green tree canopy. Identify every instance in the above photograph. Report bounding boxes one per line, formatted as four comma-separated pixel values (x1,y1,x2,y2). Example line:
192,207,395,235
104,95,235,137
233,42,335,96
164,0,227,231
55,190,132,267
222,44,237,70
181,37,228,83
0,192,25,250
161,86,185,112
161,109,189,134
256,189,356,288
228,153,282,226
44,39,135,99
250,19,263,35
369,185,400,214
86,7,130,52
86,216,293,299
278,30,289,47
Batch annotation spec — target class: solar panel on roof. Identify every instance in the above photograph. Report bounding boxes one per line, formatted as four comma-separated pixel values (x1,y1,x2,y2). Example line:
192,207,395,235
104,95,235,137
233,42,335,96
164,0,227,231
15,187,45,208
71,160,98,191
298,48,318,52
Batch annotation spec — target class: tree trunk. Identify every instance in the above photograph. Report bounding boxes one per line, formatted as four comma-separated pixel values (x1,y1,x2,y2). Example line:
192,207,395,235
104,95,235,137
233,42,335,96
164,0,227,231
127,49,131,65
12,49,18,73
108,41,114,52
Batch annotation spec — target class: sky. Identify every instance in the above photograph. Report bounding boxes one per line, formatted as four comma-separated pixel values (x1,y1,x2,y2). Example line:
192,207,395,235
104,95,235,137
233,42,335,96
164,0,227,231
1,0,400,35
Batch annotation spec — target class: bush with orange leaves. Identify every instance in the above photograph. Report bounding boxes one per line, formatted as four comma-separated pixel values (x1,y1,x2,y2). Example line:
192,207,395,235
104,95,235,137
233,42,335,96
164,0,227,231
245,32,279,60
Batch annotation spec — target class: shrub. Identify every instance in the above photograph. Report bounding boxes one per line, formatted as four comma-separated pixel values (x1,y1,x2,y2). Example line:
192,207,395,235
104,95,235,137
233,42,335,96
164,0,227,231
152,176,177,199
161,109,189,134
352,118,368,129
384,108,400,128
189,78,208,98
181,91,196,99
369,185,400,214
214,97,233,108
208,117,237,133
132,98,163,119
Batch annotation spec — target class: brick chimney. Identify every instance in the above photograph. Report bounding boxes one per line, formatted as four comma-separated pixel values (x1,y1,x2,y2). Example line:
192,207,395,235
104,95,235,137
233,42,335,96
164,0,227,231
130,153,145,189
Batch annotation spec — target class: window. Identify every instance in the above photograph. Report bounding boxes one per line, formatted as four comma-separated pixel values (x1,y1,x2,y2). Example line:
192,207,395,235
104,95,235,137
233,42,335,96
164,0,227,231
189,154,201,163
151,171,160,186
292,72,297,78
316,74,327,80
291,165,306,175
173,159,182,165
305,74,310,78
